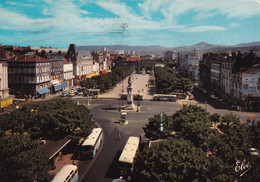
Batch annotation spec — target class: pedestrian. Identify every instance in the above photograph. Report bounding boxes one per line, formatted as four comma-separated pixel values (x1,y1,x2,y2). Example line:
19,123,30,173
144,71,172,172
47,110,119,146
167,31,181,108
139,135,142,142
118,132,121,140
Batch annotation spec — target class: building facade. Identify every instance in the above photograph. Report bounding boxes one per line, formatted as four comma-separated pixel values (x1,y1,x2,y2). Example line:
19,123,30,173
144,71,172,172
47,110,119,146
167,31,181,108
63,59,74,89
47,53,66,93
0,49,9,99
8,53,51,97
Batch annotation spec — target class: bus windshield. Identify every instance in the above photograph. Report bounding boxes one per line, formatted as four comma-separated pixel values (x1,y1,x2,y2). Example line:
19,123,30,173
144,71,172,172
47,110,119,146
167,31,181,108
82,145,93,151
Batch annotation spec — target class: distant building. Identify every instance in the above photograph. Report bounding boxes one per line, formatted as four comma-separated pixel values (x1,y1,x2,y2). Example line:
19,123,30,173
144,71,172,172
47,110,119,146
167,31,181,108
8,53,51,97
0,48,9,99
164,50,175,62
210,61,221,93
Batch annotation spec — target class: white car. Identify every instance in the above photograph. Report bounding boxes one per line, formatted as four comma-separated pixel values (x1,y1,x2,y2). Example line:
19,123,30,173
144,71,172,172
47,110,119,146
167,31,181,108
69,91,75,97
210,95,216,99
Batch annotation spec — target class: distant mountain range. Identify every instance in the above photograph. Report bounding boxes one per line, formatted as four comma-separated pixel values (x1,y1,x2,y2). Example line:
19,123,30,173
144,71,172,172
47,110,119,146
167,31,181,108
77,41,260,52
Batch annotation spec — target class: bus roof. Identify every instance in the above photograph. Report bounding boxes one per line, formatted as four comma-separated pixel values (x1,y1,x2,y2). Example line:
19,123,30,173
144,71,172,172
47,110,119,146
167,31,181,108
82,128,102,147
52,165,77,182
119,136,140,164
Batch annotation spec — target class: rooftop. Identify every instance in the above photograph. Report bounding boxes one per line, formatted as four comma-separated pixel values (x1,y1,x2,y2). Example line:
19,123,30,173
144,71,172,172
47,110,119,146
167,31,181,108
8,55,48,62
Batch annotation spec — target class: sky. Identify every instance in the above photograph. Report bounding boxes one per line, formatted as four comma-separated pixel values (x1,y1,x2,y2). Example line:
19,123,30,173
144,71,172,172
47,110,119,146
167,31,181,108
0,0,260,48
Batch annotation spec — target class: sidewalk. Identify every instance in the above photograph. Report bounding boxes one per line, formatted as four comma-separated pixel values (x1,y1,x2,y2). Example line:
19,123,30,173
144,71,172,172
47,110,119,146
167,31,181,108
99,74,153,100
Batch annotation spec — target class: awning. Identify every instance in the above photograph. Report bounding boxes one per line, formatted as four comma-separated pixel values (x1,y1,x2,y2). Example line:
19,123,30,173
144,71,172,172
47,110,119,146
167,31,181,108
51,79,60,85
37,88,50,95
54,83,67,91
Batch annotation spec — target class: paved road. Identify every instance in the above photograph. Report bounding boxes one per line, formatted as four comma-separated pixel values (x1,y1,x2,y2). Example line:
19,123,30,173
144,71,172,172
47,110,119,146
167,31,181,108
75,99,183,182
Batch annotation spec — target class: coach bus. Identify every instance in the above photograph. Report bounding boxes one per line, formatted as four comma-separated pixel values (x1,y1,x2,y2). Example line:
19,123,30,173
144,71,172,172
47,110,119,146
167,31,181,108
81,128,103,158
52,164,78,182
153,94,177,101
118,136,140,177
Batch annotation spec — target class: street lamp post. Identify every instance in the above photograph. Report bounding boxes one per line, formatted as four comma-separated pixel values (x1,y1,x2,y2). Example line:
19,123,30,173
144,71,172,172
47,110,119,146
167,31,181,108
160,112,164,132
87,94,90,105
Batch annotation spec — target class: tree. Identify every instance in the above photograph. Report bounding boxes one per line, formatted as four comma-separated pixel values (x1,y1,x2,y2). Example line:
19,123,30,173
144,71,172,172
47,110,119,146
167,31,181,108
133,138,210,182
80,78,97,89
209,113,221,124
1,99,94,142
143,113,172,140
0,135,52,182
140,106,260,181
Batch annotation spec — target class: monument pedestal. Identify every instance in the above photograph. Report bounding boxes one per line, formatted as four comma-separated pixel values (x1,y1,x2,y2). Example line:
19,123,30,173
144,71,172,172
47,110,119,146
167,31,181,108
124,102,136,110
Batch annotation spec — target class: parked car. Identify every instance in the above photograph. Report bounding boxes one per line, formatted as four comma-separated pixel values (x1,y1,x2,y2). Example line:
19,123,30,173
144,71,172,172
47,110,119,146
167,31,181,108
210,95,216,99
61,91,67,97
69,91,75,97
78,91,83,96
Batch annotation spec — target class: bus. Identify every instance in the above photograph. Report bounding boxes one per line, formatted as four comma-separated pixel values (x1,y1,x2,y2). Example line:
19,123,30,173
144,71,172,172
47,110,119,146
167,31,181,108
81,128,103,158
52,164,78,182
118,136,140,177
153,94,177,101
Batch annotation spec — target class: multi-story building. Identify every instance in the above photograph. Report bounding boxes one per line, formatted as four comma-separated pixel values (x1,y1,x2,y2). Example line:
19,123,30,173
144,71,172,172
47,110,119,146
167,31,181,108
63,59,74,88
232,65,260,110
0,48,9,99
47,53,66,93
8,53,51,97
66,44,96,85
220,58,233,100
210,61,221,94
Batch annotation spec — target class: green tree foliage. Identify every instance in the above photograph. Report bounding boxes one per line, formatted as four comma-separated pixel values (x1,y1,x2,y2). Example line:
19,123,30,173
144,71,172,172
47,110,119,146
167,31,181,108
248,121,260,149
143,113,173,140
209,113,221,123
0,135,52,182
154,66,194,94
139,105,260,181
1,99,93,141
80,66,133,92
134,138,210,182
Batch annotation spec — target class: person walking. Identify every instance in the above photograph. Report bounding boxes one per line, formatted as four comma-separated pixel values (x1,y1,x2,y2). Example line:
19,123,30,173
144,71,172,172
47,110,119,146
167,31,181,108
118,132,121,140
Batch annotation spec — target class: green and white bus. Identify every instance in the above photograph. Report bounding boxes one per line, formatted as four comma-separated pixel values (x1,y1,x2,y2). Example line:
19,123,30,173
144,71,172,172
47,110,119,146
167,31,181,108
52,165,78,182
118,136,140,177
81,128,103,158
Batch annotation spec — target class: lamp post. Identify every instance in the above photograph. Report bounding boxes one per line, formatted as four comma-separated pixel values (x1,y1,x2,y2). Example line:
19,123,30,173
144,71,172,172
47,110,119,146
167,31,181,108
160,112,164,132
205,101,207,112
87,94,90,105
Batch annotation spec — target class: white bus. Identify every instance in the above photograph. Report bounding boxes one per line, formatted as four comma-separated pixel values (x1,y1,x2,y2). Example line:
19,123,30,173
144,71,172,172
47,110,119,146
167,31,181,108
81,128,103,158
52,164,78,182
118,136,140,176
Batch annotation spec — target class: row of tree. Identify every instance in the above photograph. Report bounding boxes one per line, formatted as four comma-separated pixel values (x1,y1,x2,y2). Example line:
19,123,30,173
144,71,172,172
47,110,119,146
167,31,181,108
80,66,134,92
0,99,94,141
154,66,194,93
0,99,94,181
134,105,260,181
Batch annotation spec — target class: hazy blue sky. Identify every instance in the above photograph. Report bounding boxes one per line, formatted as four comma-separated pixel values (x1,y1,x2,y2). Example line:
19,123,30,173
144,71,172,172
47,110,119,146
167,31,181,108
0,0,260,48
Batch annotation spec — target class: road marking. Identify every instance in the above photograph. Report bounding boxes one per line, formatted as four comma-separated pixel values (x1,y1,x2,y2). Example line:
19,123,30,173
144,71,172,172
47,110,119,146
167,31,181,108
245,113,256,117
